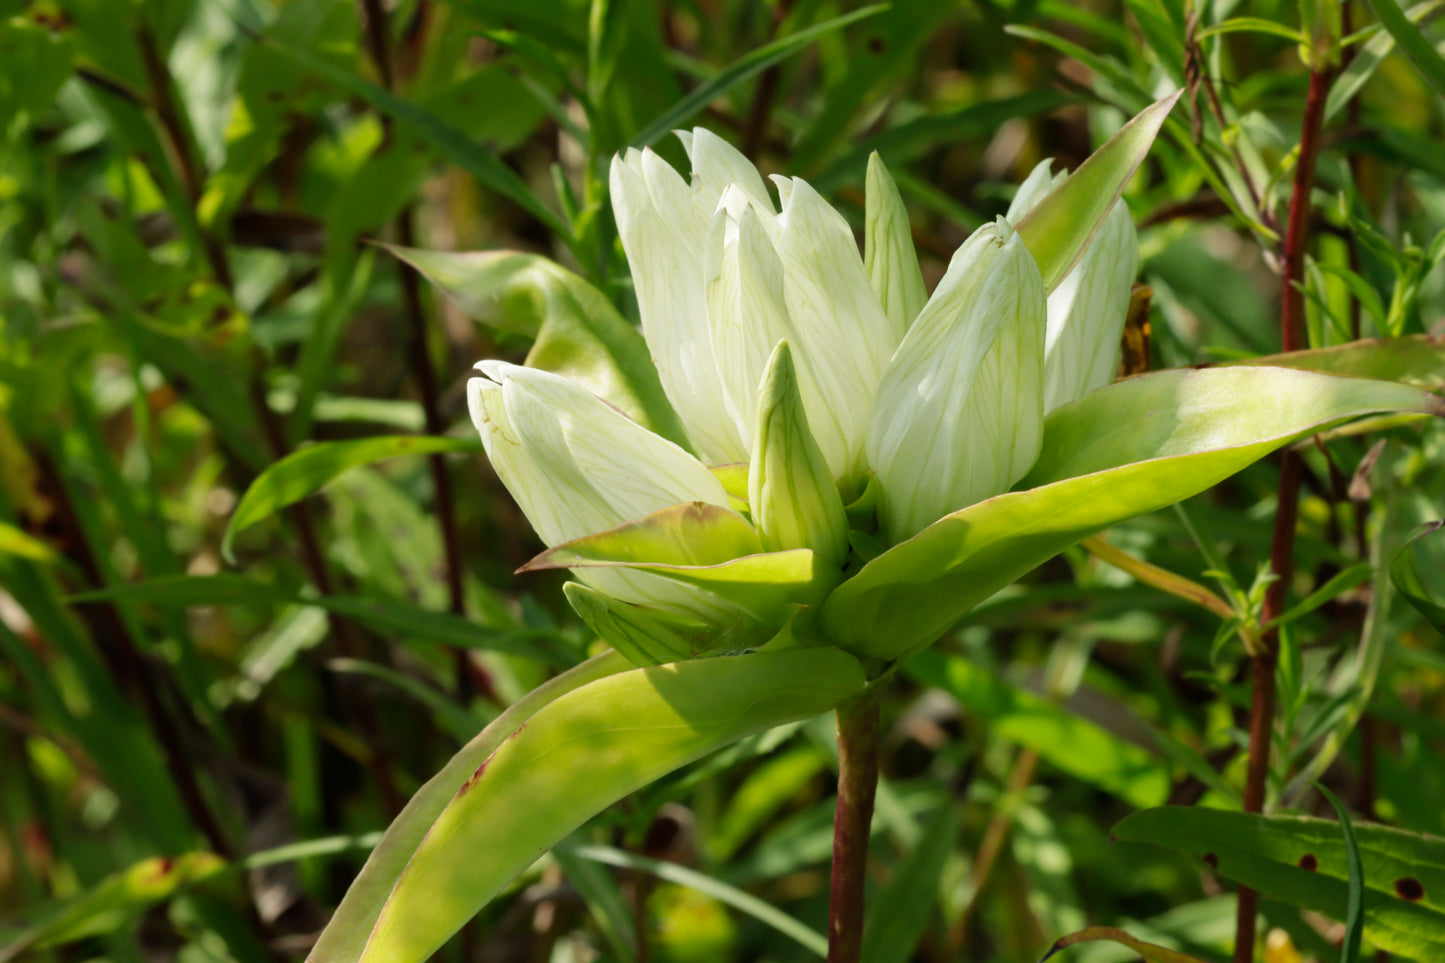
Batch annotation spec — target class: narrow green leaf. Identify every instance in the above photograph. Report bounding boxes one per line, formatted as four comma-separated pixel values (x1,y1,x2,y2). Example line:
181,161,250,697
627,5,889,149
574,844,828,957
1229,335,1445,388
1326,2,1440,120
1114,806,1445,961
1041,926,1213,962
860,798,963,963
1263,562,1373,631
0,520,57,562
385,246,689,445
67,574,561,662
223,436,482,561
820,367,1444,660
1365,0,1445,98
358,648,866,963
328,658,484,744
563,581,694,666
1315,785,1365,963
306,651,633,963
1197,16,1307,42
261,35,571,242
1016,90,1182,293
1390,521,1445,630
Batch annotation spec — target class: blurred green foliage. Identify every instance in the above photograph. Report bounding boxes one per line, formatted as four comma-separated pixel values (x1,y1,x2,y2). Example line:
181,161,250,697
2,0,1444,961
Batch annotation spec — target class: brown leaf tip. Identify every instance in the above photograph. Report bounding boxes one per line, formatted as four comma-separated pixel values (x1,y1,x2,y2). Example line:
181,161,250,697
1395,877,1425,901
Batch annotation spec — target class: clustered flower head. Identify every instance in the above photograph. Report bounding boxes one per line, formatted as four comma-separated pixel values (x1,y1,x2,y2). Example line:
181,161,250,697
469,129,1138,658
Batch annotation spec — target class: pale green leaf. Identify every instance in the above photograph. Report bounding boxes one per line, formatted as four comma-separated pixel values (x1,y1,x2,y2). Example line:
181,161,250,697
306,652,634,963
1015,90,1181,292
386,246,688,445
223,436,483,561
358,648,866,963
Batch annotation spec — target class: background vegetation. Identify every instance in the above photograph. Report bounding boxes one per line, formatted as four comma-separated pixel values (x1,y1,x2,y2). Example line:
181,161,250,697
2,0,1444,961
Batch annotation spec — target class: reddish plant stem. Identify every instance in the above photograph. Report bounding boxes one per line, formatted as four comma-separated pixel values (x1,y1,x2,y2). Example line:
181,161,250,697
1234,64,1332,963
828,690,881,963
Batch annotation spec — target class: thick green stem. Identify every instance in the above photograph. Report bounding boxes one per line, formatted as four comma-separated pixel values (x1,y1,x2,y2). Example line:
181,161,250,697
828,690,881,963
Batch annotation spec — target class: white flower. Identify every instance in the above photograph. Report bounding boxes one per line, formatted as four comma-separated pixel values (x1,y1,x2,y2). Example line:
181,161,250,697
468,131,1141,619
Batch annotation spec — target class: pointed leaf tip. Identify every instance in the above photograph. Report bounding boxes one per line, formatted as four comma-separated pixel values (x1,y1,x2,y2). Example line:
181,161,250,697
1016,89,1180,292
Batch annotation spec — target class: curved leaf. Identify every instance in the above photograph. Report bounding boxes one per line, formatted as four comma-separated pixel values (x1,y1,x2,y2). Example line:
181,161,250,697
523,503,831,619
1015,89,1181,292
1390,521,1445,630
223,436,481,561
1230,335,1445,388
359,648,867,963
1041,926,1212,963
386,246,688,445
306,651,633,963
1113,806,1445,962
627,6,888,149
820,367,1443,660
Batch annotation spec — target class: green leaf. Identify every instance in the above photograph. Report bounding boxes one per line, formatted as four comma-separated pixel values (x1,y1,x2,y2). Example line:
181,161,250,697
1040,926,1213,963
0,520,57,563
356,648,866,963
573,844,828,958
1016,90,1182,293
626,5,889,149
522,502,831,620
67,574,561,662
223,436,482,561
385,246,689,446
1326,2,1439,121
906,651,1169,807
306,651,634,963
261,33,571,243
328,658,484,744
563,581,694,666
860,797,963,963
524,502,763,570
1365,0,1445,98
2,854,225,956
1196,16,1306,43
1390,521,1445,630
1230,335,1445,388
819,367,1444,660
1113,806,1445,961
1315,785,1365,963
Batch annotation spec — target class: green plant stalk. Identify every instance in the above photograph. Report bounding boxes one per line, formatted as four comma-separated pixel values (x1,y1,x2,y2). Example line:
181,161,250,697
828,688,882,963
1235,60,1333,963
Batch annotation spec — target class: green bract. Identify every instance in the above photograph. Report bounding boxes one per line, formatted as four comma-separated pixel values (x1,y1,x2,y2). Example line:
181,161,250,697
310,92,1445,963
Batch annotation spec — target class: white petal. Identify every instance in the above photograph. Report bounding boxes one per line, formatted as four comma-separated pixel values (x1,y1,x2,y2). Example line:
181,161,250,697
770,176,900,483
704,187,795,450
1005,158,1067,222
867,217,1047,540
610,151,746,464
468,362,740,620
1042,200,1140,411
679,127,775,217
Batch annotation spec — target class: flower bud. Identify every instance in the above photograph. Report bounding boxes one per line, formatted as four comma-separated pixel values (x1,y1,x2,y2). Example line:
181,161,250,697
867,217,1047,541
749,341,849,570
